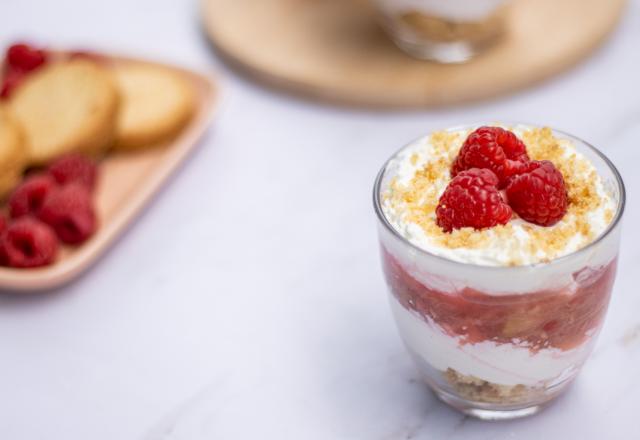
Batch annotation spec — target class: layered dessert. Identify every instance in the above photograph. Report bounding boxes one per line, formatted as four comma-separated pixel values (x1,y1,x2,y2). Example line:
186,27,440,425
374,0,510,61
375,125,624,416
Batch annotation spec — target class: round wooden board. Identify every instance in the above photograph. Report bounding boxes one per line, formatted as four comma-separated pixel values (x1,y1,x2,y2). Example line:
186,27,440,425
202,0,625,108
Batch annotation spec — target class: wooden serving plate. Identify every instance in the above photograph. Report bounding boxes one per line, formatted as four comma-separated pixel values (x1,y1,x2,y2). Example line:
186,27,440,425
0,54,217,291
201,0,625,108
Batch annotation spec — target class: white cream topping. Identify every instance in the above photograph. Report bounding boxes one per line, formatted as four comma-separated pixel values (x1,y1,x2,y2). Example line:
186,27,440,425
381,126,617,267
390,295,594,387
375,0,509,22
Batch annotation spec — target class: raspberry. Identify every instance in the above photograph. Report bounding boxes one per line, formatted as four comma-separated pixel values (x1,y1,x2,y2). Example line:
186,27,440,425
6,43,47,73
505,160,568,226
436,168,512,232
48,154,98,191
0,217,58,268
0,69,25,99
493,127,529,163
2,43,48,99
8,174,58,218
38,184,97,244
0,214,7,235
451,126,530,187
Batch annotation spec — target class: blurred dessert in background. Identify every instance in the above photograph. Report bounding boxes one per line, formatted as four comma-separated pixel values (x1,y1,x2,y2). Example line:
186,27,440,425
374,0,511,62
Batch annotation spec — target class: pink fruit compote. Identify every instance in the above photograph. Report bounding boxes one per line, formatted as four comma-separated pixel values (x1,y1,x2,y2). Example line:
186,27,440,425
373,125,625,419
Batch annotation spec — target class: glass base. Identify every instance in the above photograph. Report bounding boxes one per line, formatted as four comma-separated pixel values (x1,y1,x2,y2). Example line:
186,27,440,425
403,349,572,421
390,36,479,63
434,388,547,420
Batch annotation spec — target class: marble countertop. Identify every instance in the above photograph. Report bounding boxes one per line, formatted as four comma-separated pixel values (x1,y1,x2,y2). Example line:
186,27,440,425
1,0,639,438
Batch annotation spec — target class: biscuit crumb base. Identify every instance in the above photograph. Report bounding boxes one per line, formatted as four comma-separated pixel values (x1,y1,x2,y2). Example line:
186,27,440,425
444,368,543,404
399,9,507,44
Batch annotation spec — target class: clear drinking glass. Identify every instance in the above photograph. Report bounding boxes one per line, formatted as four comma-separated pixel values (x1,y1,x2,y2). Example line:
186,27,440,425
373,127,625,420
373,0,511,63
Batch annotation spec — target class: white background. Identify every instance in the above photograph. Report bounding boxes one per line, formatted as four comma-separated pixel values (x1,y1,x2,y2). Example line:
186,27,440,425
1,0,639,438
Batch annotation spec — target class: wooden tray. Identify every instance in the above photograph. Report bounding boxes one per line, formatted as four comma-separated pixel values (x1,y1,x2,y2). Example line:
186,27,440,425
0,54,217,291
201,0,625,108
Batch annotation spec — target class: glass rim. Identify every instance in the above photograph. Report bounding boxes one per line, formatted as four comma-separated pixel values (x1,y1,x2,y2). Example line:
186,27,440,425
372,123,626,271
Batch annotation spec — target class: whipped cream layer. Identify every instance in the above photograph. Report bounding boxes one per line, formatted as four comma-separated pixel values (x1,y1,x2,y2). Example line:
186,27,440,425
390,295,593,387
376,0,509,22
381,125,617,268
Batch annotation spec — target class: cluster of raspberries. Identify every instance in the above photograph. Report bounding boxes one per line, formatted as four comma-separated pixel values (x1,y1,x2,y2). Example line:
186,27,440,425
0,155,98,268
436,126,568,232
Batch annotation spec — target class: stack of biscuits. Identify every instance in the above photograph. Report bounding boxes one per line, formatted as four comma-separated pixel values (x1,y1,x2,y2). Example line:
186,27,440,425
0,54,196,198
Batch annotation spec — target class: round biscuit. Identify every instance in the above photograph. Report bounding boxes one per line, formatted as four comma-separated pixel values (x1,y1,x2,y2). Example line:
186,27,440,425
0,107,28,198
9,59,119,165
112,64,195,150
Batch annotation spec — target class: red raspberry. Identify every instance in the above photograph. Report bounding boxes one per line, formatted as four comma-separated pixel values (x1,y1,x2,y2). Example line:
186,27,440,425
48,154,98,191
505,160,568,226
38,184,97,244
0,69,25,99
8,174,58,218
0,217,58,268
6,43,48,73
436,168,512,232
451,126,530,187
493,127,529,163
0,214,7,235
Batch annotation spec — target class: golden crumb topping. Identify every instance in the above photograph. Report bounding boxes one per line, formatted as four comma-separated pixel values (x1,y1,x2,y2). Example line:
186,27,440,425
522,128,602,243
384,127,615,265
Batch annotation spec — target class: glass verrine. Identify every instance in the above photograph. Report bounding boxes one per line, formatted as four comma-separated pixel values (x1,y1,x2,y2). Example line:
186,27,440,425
373,0,511,63
373,126,625,420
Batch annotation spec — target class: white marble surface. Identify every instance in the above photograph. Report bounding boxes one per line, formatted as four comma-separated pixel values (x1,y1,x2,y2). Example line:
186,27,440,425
1,1,639,438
